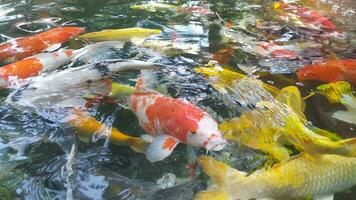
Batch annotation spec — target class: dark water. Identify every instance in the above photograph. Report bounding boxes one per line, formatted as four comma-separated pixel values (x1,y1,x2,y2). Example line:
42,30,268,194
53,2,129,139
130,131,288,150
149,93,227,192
0,0,355,199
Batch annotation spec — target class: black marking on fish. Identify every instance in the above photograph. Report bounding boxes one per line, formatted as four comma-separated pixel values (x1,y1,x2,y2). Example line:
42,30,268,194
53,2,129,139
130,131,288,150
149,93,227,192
94,62,111,78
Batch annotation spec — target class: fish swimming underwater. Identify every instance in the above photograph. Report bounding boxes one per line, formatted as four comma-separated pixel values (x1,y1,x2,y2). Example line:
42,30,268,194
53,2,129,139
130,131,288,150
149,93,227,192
78,27,162,44
68,109,147,153
130,2,178,12
274,1,337,30
297,59,356,85
0,41,124,88
0,49,75,88
194,65,280,96
128,77,227,162
317,81,356,125
195,153,356,200
0,26,84,63
220,78,356,161
7,59,158,109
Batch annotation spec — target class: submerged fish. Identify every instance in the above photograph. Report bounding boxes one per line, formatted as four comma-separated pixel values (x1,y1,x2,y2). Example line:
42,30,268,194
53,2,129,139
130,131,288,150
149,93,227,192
195,153,356,200
274,2,337,30
141,40,200,56
68,109,147,153
7,59,158,109
128,78,227,162
130,2,177,12
0,41,124,88
78,28,162,44
275,86,306,122
194,65,280,96
220,78,355,161
0,26,84,63
317,81,356,125
297,59,356,85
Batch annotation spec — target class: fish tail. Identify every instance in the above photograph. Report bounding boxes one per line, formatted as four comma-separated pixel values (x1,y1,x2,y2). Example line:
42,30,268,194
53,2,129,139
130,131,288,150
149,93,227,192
109,82,136,98
337,138,356,156
198,156,246,187
194,189,229,200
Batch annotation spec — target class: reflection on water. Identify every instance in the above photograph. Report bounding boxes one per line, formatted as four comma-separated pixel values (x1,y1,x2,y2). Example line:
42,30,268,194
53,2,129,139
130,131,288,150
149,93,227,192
0,0,355,199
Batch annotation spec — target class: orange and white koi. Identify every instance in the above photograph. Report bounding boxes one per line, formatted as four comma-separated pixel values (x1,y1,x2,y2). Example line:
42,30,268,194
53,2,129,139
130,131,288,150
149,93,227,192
7,59,158,109
0,26,84,63
128,81,226,162
0,41,124,88
0,49,75,88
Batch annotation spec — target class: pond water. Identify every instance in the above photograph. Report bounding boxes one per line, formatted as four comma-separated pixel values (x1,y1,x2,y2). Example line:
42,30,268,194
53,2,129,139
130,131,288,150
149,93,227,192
0,0,355,199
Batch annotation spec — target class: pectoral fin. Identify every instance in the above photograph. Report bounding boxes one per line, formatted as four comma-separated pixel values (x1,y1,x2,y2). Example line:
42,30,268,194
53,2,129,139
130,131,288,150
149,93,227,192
131,37,146,45
146,135,179,162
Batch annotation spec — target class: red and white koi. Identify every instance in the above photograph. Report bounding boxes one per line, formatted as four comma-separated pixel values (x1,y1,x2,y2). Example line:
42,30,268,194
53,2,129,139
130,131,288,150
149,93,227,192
0,26,84,63
275,2,337,31
128,81,226,162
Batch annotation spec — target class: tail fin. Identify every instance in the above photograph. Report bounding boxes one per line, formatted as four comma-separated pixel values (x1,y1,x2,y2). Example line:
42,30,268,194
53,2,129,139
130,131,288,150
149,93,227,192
198,156,246,187
195,189,229,200
109,82,136,98
338,138,356,157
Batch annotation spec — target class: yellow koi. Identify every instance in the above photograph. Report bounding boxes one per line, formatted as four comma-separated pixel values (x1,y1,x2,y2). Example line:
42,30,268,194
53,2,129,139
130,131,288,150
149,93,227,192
68,109,147,153
194,65,280,96
317,81,356,125
195,153,356,200
79,27,162,43
275,86,306,122
221,99,355,161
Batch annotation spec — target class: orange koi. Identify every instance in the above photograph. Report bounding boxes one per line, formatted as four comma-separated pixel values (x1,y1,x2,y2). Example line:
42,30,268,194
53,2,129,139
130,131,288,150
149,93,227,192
297,59,356,85
0,26,84,63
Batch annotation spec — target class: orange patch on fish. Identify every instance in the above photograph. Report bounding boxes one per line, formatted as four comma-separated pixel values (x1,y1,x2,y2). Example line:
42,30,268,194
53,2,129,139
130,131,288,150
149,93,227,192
0,27,84,62
162,137,178,151
0,58,43,80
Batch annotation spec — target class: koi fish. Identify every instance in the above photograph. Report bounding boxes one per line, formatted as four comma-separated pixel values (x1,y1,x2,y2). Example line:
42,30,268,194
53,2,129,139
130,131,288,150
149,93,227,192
317,81,356,125
78,28,162,44
141,40,200,56
195,153,356,200
128,79,226,162
194,65,280,96
220,78,355,161
274,2,337,30
297,59,356,85
7,59,159,109
0,41,124,88
68,109,147,153
130,2,178,12
0,26,84,63
275,85,306,122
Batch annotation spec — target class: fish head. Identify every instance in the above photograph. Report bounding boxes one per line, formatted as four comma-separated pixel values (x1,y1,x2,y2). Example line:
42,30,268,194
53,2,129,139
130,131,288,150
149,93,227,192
187,114,226,151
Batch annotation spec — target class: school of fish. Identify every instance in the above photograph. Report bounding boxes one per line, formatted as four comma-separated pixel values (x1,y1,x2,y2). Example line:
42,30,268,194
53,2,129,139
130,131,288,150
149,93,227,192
0,0,355,199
